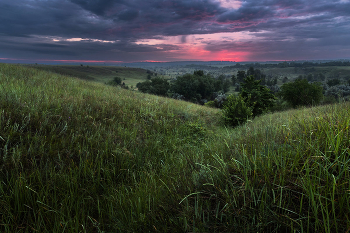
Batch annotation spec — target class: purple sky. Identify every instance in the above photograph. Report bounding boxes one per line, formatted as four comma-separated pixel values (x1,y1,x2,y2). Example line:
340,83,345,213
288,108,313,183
1,0,350,63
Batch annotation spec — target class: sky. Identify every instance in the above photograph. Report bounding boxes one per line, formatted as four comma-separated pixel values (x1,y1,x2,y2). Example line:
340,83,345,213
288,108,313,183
1,0,350,63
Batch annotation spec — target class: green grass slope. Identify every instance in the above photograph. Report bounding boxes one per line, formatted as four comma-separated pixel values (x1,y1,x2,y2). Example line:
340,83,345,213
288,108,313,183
27,64,152,87
1,63,350,232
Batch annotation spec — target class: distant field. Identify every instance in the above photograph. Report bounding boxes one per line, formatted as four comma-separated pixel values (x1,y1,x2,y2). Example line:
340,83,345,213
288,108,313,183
26,64,153,88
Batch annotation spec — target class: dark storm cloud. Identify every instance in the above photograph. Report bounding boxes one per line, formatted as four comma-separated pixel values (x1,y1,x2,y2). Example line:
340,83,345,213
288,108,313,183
0,0,224,40
1,0,350,62
217,0,350,31
117,9,139,21
69,0,123,16
0,32,181,62
217,5,274,22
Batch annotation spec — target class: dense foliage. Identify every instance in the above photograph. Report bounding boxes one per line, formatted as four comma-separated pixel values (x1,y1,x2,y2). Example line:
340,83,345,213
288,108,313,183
106,76,122,86
279,78,323,107
222,94,252,127
113,76,122,85
216,74,231,93
240,75,276,117
325,84,350,100
136,76,170,96
327,78,341,87
229,60,350,69
170,70,221,103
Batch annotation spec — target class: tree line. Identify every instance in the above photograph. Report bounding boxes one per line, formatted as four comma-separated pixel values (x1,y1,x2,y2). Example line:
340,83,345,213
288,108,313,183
133,68,334,127
228,60,350,69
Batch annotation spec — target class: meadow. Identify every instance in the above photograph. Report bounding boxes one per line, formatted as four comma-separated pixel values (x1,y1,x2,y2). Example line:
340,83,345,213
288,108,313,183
0,63,349,232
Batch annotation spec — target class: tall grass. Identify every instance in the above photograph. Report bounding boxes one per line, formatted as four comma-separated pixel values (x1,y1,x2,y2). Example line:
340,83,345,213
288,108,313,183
0,63,349,232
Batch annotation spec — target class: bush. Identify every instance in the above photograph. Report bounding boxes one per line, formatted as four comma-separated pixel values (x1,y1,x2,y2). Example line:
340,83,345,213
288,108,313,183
213,93,227,108
204,100,216,108
170,70,221,103
106,76,122,86
136,77,170,96
136,80,152,92
327,78,341,87
325,84,350,99
240,75,275,117
222,94,252,127
279,78,323,107
322,95,337,105
113,76,122,85
149,77,170,96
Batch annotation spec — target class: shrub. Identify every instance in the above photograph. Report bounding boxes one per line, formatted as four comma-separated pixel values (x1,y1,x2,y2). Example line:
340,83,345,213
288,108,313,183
113,76,122,85
327,78,341,86
325,84,350,99
204,93,227,108
136,77,170,96
214,93,227,108
149,77,170,96
136,80,152,92
170,71,221,103
240,75,275,117
222,94,252,127
204,100,216,108
279,78,323,107
106,76,123,86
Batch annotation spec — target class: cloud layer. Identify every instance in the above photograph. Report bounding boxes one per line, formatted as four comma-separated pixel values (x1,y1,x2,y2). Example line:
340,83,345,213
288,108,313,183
1,0,350,62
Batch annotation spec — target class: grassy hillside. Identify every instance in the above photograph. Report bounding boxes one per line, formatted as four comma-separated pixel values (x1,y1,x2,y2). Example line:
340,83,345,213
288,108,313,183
27,64,153,88
1,63,349,232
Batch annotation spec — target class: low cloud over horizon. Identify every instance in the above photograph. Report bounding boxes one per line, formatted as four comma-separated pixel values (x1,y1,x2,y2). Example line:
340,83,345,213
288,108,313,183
1,0,350,63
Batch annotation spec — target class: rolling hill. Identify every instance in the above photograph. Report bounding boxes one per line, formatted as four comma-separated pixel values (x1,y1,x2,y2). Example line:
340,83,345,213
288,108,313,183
0,63,349,232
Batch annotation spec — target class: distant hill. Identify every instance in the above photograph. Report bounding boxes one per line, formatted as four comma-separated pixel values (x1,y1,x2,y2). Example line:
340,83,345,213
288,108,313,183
26,64,152,87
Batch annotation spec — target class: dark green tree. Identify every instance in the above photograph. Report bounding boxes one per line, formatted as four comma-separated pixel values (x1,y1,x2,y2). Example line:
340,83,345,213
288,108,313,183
194,70,204,76
327,78,341,87
113,76,122,85
240,75,275,117
136,77,170,96
107,76,122,86
247,67,255,77
247,67,266,80
136,80,152,93
222,79,231,93
237,71,246,82
170,71,220,102
222,94,252,127
149,77,170,96
231,75,237,86
279,78,323,107
217,75,231,93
